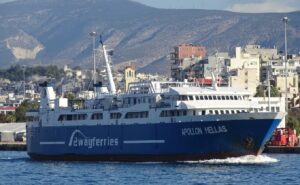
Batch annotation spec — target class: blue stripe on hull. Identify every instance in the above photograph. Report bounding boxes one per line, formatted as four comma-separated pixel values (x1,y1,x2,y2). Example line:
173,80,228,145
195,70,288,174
27,119,281,161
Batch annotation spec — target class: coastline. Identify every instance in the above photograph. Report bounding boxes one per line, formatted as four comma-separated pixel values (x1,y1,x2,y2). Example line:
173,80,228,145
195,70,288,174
0,142,26,151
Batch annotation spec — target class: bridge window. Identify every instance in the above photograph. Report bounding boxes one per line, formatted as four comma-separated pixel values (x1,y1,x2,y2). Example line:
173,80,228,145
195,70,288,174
26,116,39,122
91,113,103,120
58,114,87,121
160,110,187,117
110,113,122,119
125,111,149,119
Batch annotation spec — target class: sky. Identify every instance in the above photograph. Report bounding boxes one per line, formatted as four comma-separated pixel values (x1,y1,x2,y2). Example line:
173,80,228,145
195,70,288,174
132,0,300,13
0,0,299,13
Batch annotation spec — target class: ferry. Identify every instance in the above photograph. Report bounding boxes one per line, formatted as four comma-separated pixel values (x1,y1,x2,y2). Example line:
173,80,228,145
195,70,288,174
26,42,284,161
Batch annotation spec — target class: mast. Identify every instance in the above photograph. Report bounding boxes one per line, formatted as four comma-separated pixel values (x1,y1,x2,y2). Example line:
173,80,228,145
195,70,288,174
267,61,271,112
89,31,97,94
100,36,116,94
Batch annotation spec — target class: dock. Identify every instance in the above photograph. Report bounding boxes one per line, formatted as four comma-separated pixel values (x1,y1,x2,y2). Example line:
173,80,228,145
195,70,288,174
0,142,26,151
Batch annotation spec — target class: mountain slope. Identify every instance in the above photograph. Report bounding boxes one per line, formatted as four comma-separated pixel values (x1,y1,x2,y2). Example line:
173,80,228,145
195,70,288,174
0,0,299,74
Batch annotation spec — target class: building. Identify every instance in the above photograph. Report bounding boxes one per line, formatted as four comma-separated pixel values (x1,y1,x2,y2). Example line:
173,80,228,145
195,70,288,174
229,68,258,94
244,45,279,63
275,74,299,103
170,44,206,81
124,66,136,91
227,46,262,93
228,47,260,80
0,106,16,115
203,52,230,80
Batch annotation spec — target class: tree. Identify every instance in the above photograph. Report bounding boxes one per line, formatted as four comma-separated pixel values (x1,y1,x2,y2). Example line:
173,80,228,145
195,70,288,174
15,100,39,122
5,112,16,123
268,86,280,97
0,112,16,123
64,92,75,100
255,85,280,97
255,85,265,97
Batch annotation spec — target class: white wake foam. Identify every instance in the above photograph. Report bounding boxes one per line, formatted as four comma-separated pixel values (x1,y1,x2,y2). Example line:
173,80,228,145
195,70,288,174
184,155,279,164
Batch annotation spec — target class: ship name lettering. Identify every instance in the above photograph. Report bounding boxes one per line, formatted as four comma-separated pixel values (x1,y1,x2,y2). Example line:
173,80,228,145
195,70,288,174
68,129,119,148
204,126,227,134
182,127,203,136
71,137,118,148
182,126,227,136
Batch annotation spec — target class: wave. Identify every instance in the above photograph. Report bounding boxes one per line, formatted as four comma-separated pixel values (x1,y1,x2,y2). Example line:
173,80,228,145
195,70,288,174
182,155,279,165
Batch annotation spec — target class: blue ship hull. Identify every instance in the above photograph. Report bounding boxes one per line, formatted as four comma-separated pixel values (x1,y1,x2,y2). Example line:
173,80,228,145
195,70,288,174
27,118,281,161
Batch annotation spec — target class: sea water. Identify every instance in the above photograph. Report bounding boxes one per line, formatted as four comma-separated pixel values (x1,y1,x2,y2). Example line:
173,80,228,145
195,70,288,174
0,151,299,185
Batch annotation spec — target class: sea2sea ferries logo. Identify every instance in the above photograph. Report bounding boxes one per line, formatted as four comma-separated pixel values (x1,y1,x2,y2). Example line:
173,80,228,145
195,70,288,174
68,129,119,149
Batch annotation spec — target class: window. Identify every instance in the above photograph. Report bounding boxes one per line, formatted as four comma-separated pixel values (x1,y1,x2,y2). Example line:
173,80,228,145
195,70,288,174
200,96,204,100
58,114,87,121
222,96,225,100
217,96,221,100
160,110,187,117
195,96,199,100
189,96,194,100
179,95,188,101
125,111,148,119
208,96,212,100
91,113,103,120
110,113,122,119
213,95,217,100
26,116,39,122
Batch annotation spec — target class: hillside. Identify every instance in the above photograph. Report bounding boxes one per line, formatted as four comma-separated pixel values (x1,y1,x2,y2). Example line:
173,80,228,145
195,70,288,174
0,0,300,74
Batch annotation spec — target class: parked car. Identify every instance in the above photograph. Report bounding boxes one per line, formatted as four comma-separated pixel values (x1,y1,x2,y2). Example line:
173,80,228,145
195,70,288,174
14,132,26,142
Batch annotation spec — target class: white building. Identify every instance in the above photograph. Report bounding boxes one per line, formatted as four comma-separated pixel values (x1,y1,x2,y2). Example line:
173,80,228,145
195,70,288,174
228,47,260,94
229,68,258,95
